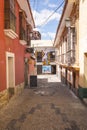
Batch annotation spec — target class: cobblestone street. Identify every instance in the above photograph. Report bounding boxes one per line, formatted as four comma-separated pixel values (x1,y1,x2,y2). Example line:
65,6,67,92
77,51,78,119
0,75,87,130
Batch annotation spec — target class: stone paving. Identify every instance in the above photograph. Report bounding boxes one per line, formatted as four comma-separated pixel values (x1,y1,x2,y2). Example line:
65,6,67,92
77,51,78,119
0,75,87,130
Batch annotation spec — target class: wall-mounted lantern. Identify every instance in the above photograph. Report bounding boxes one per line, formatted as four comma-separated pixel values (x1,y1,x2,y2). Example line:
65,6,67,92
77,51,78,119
65,17,71,28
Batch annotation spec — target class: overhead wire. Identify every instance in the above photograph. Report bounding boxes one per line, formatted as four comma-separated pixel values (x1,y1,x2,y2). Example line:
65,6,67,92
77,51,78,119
37,0,64,28
38,0,64,42
30,0,65,42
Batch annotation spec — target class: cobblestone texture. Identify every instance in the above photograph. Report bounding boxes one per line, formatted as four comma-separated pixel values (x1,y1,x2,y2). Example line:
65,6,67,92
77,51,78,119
0,75,87,130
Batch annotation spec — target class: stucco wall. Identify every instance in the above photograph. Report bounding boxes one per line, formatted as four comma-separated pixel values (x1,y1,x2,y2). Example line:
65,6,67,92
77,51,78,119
0,0,6,91
0,0,25,92
79,0,87,87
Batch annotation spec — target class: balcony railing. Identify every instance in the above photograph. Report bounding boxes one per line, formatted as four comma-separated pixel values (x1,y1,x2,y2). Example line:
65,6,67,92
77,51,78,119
56,49,75,65
66,50,75,65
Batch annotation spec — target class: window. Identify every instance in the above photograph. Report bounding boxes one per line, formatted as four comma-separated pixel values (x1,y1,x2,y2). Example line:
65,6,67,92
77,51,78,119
10,0,15,13
4,0,16,32
37,52,42,62
19,11,27,41
27,25,32,45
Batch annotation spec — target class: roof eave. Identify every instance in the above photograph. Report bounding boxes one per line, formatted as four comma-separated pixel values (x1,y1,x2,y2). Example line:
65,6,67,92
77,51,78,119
54,0,74,47
17,0,35,28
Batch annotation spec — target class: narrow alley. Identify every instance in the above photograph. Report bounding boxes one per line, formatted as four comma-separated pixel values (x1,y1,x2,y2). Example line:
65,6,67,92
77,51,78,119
0,0,87,129
0,75,87,130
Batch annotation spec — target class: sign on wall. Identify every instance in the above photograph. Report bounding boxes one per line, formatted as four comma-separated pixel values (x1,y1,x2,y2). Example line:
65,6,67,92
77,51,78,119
42,65,51,74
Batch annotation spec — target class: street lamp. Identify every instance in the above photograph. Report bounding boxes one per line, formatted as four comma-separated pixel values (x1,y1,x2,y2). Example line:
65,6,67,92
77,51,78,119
65,17,71,65
65,17,71,28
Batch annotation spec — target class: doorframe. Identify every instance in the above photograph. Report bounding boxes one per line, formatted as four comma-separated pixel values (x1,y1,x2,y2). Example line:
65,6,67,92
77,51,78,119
6,52,15,89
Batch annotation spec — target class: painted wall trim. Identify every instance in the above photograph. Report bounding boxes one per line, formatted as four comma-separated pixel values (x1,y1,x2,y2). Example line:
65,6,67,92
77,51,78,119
6,52,15,89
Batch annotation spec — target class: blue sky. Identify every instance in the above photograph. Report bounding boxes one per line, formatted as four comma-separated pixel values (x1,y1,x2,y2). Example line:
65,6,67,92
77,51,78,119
29,0,65,40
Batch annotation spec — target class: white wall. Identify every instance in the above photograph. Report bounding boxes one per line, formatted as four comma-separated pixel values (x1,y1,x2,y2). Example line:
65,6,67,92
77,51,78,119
79,0,87,87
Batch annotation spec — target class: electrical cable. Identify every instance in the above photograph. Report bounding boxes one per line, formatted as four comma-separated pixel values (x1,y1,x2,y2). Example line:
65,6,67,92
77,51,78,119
30,0,64,42
37,0,64,27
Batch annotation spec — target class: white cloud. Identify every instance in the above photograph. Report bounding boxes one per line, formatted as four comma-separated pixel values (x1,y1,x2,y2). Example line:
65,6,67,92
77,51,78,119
32,9,61,27
48,4,57,8
33,27,40,32
42,32,55,40
44,0,49,5
48,32,55,39
41,32,46,37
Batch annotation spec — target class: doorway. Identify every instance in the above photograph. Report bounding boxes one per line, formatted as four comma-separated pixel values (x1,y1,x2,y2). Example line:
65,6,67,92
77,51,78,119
6,52,15,95
51,65,56,74
84,53,87,86
65,69,67,85
37,65,42,74
73,72,76,88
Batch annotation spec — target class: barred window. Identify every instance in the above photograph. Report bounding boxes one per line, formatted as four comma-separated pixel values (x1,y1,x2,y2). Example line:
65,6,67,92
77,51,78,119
4,0,16,32
10,0,15,13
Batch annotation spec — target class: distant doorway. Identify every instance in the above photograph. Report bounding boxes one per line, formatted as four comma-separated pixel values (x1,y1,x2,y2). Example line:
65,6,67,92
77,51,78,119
37,65,42,74
51,65,56,74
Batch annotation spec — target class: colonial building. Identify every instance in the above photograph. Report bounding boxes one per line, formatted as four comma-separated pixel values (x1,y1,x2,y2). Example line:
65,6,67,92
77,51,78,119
31,40,56,75
0,0,35,107
54,0,80,95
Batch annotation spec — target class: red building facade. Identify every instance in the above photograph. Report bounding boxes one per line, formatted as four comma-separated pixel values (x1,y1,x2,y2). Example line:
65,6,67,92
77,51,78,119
0,0,35,103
